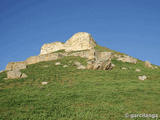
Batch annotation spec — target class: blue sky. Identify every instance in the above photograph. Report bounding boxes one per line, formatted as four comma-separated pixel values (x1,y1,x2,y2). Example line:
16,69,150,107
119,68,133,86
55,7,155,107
0,0,160,70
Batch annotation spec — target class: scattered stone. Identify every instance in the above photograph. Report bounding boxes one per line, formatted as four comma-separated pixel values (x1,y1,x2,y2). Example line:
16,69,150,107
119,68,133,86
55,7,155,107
55,62,61,65
77,65,86,70
138,75,147,81
111,64,115,67
74,61,81,66
135,68,141,72
121,67,127,70
41,82,48,85
63,65,68,68
145,61,153,69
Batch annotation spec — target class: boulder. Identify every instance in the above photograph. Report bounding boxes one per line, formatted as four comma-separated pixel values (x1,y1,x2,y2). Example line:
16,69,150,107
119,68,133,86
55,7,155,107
101,60,112,70
135,68,141,72
88,59,112,70
63,65,68,68
121,67,127,70
55,62,61,65
145,61,153,69
111,64,115,67
77,65,86,70
138,75,147,81
74,61,81,66
41,82,48,85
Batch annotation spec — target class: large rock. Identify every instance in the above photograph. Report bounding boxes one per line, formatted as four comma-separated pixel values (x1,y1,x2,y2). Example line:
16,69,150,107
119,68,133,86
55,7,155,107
39,32,97,55
64,32,96,52
6,62,26,71
87,58,112,70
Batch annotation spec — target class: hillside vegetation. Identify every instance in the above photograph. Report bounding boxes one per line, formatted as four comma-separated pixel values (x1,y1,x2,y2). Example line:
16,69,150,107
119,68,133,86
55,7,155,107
0,55,160,120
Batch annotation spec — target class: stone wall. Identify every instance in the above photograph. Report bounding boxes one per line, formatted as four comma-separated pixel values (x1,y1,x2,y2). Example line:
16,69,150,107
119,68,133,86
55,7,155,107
64,32,96,52
6,61,26,71
40,42,64,55
40,32,97,55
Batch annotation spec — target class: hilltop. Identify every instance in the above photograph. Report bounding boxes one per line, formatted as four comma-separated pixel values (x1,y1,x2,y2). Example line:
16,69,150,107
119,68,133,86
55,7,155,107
0,32,160,120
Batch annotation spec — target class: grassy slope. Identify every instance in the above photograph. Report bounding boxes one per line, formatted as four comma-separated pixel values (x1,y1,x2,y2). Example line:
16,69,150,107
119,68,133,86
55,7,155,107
0,55,160,120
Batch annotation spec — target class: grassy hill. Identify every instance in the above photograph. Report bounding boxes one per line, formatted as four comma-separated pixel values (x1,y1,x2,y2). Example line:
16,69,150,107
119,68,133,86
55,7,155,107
0,52,160,119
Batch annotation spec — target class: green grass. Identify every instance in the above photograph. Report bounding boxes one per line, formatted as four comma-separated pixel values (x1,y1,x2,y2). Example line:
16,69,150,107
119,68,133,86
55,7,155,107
0,56,160,120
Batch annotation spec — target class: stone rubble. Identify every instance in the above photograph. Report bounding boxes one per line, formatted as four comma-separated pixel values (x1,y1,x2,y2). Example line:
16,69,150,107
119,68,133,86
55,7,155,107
4,32,159,79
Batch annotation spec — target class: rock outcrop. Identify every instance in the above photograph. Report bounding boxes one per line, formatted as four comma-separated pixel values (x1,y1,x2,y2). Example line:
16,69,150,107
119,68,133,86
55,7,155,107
87,52,112,70
87,59,112,70
40,32,96,55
